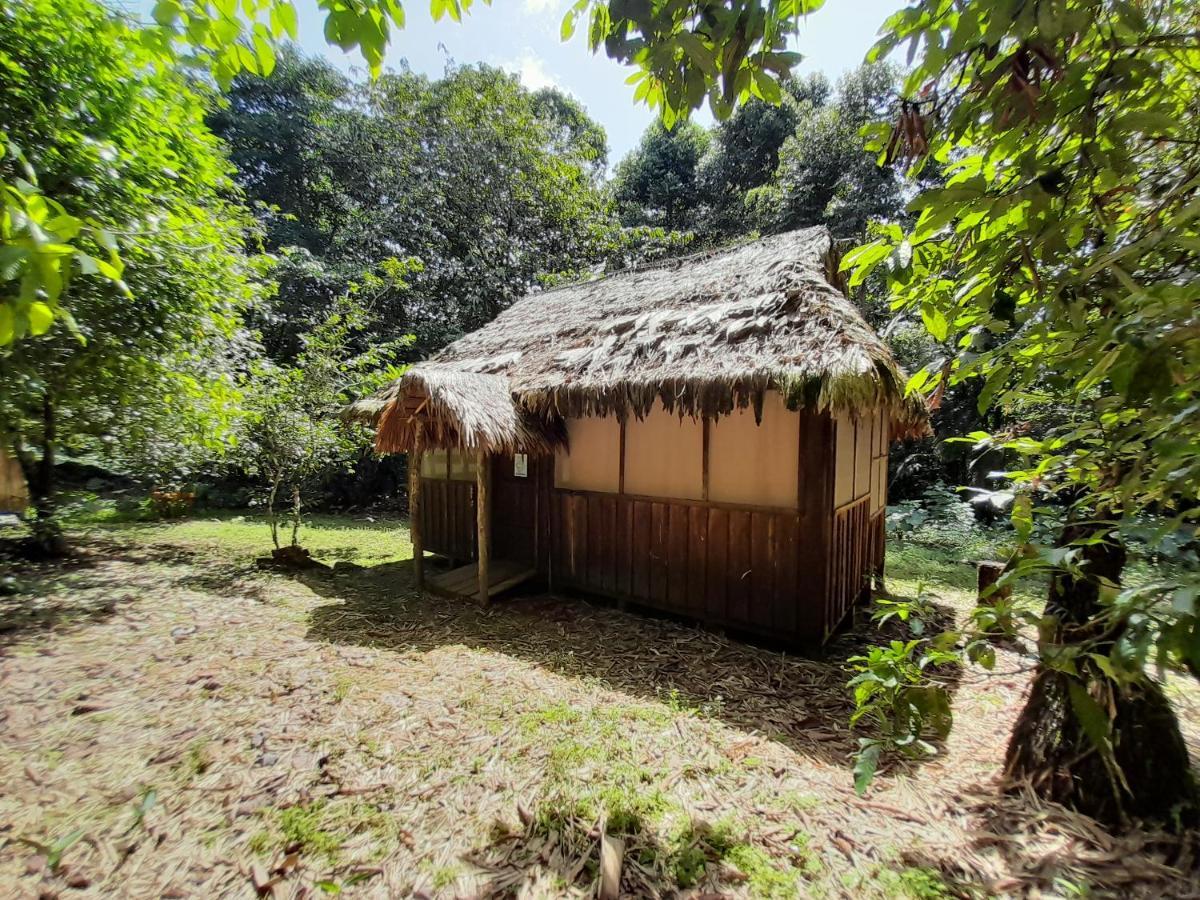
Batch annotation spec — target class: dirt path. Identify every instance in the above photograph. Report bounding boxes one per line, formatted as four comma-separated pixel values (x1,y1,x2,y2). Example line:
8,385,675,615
1,536,1196,898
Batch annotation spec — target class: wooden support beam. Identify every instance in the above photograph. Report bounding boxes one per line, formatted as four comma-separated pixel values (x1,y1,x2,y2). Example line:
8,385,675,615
617,419,626,495
410,429,424,589
476,446,491,605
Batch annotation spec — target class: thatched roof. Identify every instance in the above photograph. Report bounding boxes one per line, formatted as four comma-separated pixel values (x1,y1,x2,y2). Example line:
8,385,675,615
361,368,566,457
349,227,929,454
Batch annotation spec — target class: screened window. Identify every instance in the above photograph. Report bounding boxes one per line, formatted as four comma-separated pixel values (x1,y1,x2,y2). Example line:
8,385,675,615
623,407,704,500
448,449,478,481
555,416,620,492
708,392,799,508
420,448,448,479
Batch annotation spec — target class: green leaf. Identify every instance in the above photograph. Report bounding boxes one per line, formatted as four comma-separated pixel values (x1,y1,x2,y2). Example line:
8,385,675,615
921,305,949,342
46,828,85,870
1067,680,1113,758
152,0,182,27
273,2,299,39
853,742,882,796
28,301,53,336
0,304,13,344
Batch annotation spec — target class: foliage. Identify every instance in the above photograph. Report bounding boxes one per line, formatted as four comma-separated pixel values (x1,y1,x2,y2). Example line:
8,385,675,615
837,0,1200,813
563,0,827,122
238,291,410,549
0,0,259,547
886,485,990,552
848,633,958,794
0,0,495,344
610,120,712,232
747,64,905,238
213,52,613,360
693,76,822,238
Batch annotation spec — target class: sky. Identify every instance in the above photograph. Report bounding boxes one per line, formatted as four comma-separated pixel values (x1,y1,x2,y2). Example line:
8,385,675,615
289,0,902,165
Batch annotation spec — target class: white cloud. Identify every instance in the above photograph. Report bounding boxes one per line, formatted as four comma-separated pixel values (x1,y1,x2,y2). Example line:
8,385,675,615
503,50,561,92
522,0,561,14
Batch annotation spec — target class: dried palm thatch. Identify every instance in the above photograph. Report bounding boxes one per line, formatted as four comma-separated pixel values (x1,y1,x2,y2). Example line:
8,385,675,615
365,368,565,456
349,227,929,454
0,442,28,514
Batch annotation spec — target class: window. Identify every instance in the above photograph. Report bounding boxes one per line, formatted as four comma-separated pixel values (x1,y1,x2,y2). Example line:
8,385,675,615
708,392,800,508
448,449,477,481
623,407,704,500
854,414,872,500
555,416,620,492
420,448,448,479
834,412,855,507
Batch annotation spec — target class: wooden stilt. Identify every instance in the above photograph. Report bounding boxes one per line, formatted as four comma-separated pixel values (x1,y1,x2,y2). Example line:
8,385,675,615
476,446,490,605
410,430,424,589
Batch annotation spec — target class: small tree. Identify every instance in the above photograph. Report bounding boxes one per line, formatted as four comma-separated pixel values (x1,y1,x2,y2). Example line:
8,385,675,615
241,277,412,553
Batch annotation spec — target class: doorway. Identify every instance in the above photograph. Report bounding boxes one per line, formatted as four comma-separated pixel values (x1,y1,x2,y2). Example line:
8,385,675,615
490,452,539,567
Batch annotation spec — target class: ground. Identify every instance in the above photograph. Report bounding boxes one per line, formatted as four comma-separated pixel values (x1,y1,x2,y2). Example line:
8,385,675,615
1,512,1197,898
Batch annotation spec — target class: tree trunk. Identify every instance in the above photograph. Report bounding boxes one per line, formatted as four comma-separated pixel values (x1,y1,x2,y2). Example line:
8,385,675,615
16,396,67,557
290,483,302,547
267,474,282,550
1004,524,1197,828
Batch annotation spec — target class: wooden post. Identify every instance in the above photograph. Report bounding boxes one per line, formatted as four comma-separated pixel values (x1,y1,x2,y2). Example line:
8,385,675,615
476,446,490,604
410,430,424,589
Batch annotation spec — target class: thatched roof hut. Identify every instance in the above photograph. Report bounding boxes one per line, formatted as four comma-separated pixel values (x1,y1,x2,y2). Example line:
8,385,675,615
348,226,927,454
351,226,928,644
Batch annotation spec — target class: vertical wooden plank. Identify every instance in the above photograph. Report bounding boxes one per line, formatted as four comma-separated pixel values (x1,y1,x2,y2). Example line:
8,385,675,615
650,502,669,606
448,480,458,559
668,502,689,611
618,419,627,495
726,509,752,625
571,494,588,584
602,495,619,594
560,494,574,582
632,500,651,600
409,435,423,589
797,409,834,640
476,448,490,604
750,512,775,630
687,505,708,618
547,489,559,589
615,497,633,597
774,514,799,639
706,508,728,624
587,493,605,590
701,418,710,502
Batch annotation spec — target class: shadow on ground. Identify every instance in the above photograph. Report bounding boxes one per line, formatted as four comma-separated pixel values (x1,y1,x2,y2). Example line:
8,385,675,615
300,557,962,769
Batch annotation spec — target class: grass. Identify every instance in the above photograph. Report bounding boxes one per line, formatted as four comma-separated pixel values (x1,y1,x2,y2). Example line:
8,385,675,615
1,507,1196,897
49,492,412,567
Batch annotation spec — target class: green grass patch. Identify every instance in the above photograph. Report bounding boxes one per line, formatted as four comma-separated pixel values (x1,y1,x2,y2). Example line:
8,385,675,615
249,799,400,863
69,508,412,568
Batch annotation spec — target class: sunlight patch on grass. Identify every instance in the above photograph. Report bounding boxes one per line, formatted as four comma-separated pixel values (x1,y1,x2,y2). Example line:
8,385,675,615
90,513,413,568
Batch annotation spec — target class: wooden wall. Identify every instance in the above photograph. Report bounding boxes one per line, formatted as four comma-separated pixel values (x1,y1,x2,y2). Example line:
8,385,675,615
410,404,888,645
547,409,836,644
549,492,830,642
418,478,476,561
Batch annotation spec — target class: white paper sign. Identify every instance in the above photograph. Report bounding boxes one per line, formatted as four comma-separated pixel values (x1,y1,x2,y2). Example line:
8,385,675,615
513,453,528,478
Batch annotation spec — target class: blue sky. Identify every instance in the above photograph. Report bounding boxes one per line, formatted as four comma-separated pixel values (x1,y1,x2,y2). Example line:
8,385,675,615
287,0,902,165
